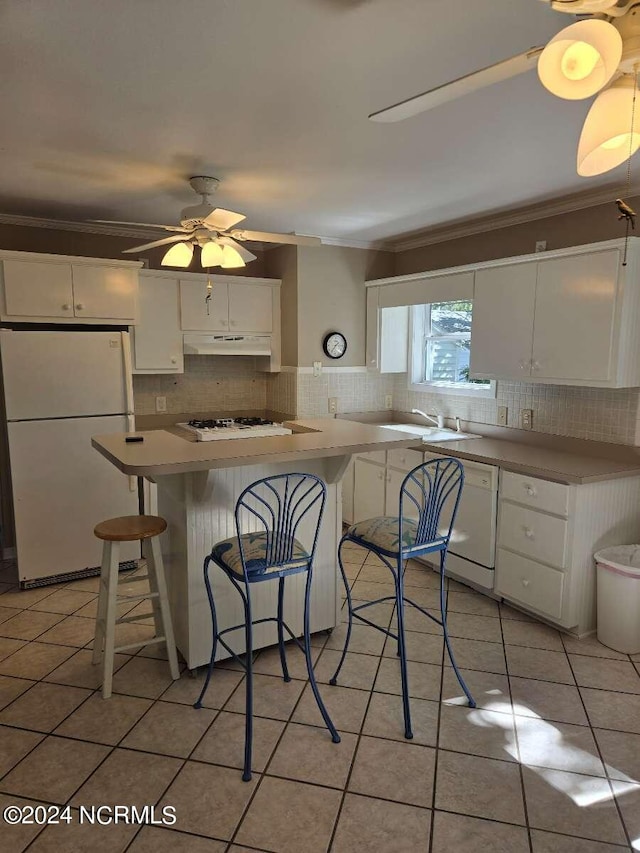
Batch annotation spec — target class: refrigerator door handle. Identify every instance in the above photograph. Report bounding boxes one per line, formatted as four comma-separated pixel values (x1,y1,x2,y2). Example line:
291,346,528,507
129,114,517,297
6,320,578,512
121,331,135,416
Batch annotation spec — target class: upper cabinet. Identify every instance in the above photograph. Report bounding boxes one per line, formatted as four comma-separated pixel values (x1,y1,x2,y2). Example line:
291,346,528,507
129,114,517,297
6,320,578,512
180,277,273,333
470,244,634,387
132,273,183,374
0,253,140,324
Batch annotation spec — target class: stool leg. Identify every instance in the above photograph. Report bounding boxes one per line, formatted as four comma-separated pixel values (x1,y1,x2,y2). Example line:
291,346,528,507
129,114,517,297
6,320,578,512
395,553,413,739
440,550,476,709
242,588,254,783
92,542,110,665
148,535,180,681
303,565,340,744
101,541,120,699
194,556,219,709
329,539,353,686
277,576,290,682
142,538,164,638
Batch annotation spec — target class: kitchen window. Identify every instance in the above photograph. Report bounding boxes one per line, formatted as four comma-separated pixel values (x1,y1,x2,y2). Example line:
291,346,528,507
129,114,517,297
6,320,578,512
409,301,496,397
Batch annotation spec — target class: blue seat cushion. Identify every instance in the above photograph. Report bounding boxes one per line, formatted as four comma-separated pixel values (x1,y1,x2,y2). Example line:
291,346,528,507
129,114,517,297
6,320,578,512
346,516,446,557
211,531,310,576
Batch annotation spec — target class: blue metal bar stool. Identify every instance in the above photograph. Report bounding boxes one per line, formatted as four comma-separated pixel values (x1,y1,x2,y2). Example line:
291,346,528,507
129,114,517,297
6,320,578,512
331,457,475,739
194,472,340,780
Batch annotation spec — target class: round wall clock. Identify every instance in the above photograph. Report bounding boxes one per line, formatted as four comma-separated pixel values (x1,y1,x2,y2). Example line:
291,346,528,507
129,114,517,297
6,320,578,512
322,331,347,359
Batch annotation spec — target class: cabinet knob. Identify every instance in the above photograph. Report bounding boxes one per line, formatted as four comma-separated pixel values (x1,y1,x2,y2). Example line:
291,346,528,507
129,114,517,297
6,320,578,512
75,303,84,310
518,359,527,370
62,303,71,311
221,319,228,326
524,485,537,496
377,470,384,480
170,356,177,364
386,473,392,482
531,360,541,371
523,526,535,539
521,579,530,588
230,320,238,327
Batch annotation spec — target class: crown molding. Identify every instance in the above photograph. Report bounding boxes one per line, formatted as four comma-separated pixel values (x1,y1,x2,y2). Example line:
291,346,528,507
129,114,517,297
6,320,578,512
317,236,386,250
0,212,167,241
389,182,640,252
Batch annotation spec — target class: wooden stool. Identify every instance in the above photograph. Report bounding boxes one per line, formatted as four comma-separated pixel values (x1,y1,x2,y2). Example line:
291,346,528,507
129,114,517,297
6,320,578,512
93,515,180,698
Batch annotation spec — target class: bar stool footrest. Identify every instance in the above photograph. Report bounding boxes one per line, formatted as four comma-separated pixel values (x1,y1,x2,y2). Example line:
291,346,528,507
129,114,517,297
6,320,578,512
114,636,166,654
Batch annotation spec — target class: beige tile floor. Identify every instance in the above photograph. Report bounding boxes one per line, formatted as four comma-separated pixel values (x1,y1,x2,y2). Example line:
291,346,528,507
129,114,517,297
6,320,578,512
0,550,639,851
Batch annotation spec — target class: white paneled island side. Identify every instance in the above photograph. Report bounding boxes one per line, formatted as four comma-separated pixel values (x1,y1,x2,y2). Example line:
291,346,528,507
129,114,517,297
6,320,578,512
92,419,419,668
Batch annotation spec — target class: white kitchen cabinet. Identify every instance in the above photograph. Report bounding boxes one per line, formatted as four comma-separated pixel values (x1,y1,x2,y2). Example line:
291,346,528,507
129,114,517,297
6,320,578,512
532,251,618,382
0,253,140,324
180,279,229,332
353,457,386,521
470,241,640,387
342,457,355,525
180,276,275,333
470,263,536,380
133,273,183,374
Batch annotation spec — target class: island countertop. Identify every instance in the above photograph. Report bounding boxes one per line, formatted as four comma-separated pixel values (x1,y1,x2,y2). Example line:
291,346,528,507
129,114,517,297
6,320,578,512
91,417,423,477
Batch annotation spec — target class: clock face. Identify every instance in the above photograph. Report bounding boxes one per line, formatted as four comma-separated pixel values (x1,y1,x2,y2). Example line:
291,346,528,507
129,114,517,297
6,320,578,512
323,332,347,359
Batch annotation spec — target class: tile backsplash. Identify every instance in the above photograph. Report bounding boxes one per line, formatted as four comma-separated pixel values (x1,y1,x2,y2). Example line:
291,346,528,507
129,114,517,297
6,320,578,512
133,356,268,416
134,358,640,446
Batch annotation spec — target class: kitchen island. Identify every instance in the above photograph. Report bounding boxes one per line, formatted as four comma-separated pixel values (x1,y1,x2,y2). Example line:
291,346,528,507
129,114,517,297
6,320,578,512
92,418,420,668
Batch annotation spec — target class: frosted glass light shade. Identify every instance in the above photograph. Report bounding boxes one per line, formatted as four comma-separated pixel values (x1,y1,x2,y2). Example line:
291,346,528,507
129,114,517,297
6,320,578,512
577,76,640,176
200,241,225,267
220,245,246,268
161,241,194,267
538,19,622,100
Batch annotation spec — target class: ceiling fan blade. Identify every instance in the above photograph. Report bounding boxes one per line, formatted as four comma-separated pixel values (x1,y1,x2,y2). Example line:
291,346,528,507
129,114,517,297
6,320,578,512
202,208,247,230
230,229,322,246
90,219,191,232
122,234,191,253
217,236,257,263
369,47,544,123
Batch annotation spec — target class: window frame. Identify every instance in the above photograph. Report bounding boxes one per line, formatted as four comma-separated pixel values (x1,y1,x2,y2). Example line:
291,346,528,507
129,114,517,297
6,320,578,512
408,303,496,399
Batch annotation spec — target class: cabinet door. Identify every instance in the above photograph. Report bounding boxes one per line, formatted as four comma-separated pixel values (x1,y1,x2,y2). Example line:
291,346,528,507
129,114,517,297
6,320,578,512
228,283,272,332
71,265,137,320
380,306,408,373
3,260,74,319
532,250,619,382
353,459,385,523
470,263,537,379
180,280,229,331
133,276,183,372
366,287,379,370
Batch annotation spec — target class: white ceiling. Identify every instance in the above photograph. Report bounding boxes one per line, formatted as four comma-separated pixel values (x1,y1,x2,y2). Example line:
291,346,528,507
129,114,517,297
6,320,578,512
0,0,625,244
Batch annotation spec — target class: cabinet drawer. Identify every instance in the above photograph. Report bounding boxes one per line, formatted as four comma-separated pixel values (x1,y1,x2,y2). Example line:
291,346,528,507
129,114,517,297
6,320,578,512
501,471,569,517
356,450,386,464
496,548,564,620
387,448,423,471
498,502,568,568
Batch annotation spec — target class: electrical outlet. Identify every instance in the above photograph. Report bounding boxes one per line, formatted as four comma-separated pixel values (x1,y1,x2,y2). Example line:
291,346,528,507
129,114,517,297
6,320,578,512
313,361,322,377
155,396,167,413
384,394,393,410
535,240,547,253
520,408,533,430
328,397,338,414
498,405,508,426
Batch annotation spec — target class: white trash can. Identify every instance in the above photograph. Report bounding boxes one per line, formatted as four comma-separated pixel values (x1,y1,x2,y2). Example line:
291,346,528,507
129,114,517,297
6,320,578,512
594,545,640,654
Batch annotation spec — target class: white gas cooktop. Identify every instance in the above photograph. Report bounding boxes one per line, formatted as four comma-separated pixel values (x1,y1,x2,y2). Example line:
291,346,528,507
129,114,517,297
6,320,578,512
177,418,293,442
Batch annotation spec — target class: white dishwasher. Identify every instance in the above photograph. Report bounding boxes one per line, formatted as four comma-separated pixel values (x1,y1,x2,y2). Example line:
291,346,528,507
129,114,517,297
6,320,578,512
423,451,499,591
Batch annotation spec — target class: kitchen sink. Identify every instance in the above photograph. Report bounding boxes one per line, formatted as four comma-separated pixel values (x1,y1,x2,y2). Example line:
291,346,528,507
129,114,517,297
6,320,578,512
379,423,479,442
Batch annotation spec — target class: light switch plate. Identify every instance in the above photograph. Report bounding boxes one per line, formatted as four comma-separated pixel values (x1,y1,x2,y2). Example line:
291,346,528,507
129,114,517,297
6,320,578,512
384,395,393,410
328,397,338,414
155,396,167,413
498,406,508,426
520,408,533,430
313,361,322,377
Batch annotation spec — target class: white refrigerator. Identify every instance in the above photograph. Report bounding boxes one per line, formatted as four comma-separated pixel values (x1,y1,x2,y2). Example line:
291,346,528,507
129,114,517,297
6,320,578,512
0,329,139,586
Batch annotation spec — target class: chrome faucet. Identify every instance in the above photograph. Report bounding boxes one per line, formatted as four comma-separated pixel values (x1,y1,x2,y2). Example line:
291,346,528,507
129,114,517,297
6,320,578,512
411,408,445,429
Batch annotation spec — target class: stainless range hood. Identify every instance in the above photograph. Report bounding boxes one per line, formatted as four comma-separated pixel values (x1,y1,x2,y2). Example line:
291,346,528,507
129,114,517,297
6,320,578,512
183,333,272,357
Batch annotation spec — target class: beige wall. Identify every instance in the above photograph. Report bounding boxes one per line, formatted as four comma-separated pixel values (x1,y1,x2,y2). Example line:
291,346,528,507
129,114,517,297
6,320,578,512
0,223,267,276
394,196,640,275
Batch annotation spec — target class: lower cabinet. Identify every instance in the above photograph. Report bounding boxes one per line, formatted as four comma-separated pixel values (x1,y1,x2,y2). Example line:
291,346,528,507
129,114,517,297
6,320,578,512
353,458,386,521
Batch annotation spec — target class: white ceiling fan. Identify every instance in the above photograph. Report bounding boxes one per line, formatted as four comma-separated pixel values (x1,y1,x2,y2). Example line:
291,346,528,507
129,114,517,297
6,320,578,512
370,0,640,177
93,176,321,269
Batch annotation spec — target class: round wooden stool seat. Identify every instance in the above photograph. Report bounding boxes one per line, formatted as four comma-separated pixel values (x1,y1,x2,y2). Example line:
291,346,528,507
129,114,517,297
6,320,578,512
94,515,167,542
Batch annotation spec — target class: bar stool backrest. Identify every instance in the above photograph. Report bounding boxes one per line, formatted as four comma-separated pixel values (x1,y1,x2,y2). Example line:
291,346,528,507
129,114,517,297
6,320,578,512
235,473,327,577
399,458,464,554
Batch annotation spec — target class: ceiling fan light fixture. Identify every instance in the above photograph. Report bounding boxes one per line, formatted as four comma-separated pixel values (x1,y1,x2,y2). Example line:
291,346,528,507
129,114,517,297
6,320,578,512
220,245,246,268
200,241,225,267
577,74,640,176
538,19,622,99
161,241,194,268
